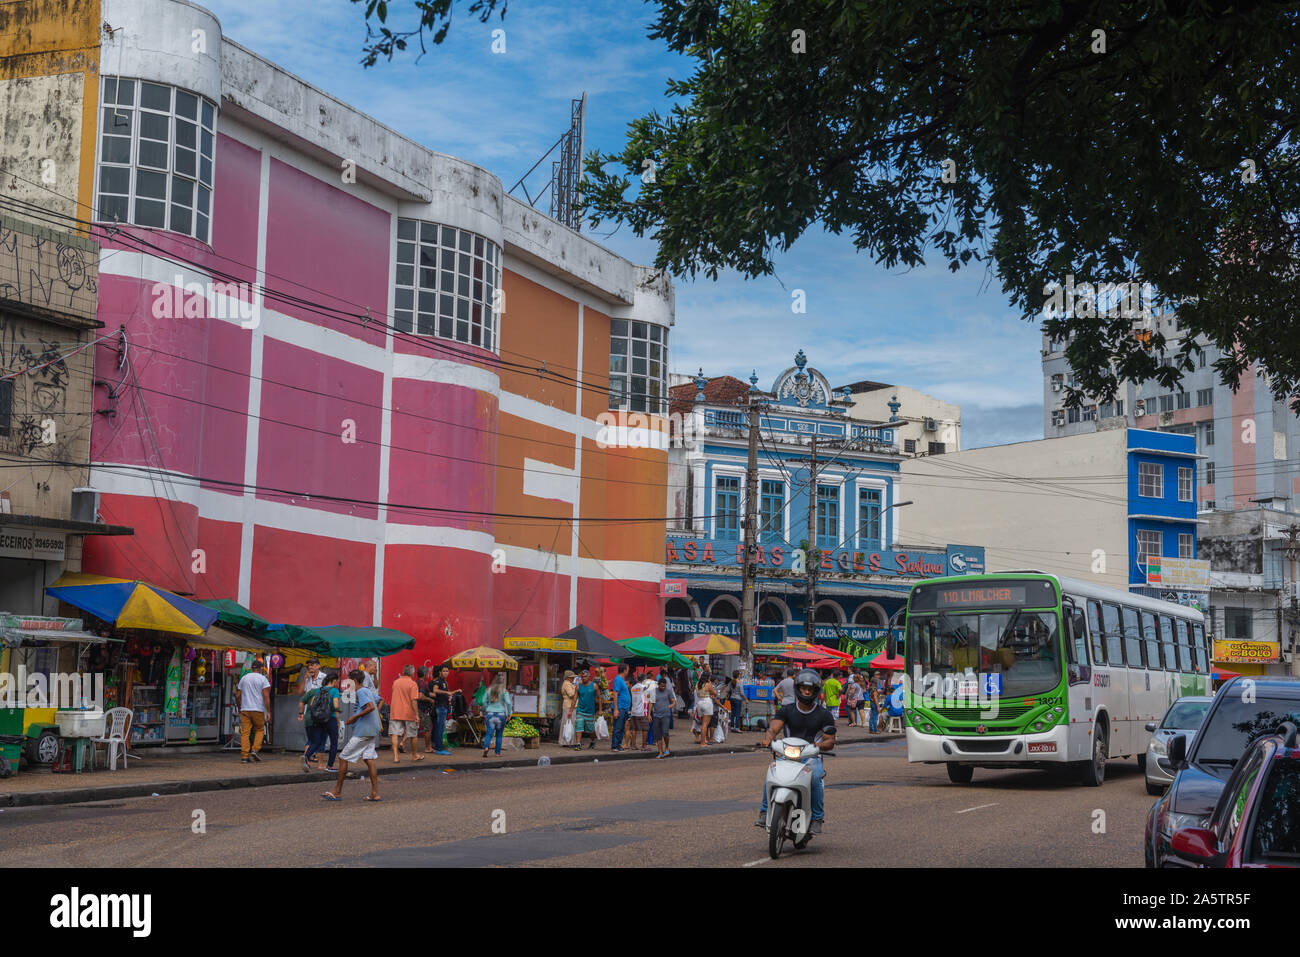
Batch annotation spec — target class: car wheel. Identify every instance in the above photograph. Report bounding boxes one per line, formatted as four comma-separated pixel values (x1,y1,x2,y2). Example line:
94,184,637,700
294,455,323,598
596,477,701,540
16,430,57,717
1145,779,1164,796
28,729,60,765
1080,722,1107,787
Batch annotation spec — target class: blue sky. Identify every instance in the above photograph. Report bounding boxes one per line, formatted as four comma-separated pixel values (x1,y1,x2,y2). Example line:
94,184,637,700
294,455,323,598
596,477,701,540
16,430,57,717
202,0,1043,447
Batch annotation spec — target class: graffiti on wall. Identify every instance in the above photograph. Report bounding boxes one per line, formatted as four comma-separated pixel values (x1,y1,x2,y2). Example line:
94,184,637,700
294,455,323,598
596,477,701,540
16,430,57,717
0,225,96,314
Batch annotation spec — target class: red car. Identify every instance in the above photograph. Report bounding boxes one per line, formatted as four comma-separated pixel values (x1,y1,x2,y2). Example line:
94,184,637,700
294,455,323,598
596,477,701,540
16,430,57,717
1167,721,1300,868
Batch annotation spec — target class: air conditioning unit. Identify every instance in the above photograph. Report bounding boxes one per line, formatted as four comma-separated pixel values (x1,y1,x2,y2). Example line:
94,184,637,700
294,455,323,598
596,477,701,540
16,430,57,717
924,418,938,432
1051,381,1062,392
1159,412,1175,426
1134,400,1146,416
71,487,100,524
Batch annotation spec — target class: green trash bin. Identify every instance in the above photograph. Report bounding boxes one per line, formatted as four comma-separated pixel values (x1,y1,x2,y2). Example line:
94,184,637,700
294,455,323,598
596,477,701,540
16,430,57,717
0,707,24,778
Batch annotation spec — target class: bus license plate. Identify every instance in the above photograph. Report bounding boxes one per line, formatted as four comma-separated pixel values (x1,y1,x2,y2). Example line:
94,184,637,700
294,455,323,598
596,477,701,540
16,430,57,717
1027,742,1057,754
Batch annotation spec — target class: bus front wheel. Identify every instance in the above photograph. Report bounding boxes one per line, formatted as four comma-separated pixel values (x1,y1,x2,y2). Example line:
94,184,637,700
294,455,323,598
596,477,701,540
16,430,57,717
1079,723,1107,787
946,764,974,784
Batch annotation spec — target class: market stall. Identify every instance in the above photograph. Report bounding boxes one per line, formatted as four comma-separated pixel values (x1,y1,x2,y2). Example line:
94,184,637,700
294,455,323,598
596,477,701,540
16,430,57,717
501,636,578,724
0,613,114,772
448,645,519,745
44,574,220,750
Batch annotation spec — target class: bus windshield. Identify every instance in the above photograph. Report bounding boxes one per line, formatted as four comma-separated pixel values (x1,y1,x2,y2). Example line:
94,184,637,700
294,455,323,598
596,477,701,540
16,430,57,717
907,610,1062,699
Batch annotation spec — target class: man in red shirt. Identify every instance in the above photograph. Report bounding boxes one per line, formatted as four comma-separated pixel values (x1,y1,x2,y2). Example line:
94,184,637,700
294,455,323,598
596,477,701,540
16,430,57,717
389,664,424,763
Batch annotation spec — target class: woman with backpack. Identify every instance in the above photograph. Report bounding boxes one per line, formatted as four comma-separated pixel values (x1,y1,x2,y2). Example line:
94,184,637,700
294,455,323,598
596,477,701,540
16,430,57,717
301,671,342,771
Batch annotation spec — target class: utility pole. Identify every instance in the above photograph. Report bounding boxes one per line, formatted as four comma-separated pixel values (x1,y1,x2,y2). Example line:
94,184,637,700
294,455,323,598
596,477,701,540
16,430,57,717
804,434,819,644
740,397,760,677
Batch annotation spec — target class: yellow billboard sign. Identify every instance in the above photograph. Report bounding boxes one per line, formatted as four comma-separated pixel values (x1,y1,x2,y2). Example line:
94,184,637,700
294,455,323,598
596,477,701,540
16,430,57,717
1212,640,1279,664
503,637,577,653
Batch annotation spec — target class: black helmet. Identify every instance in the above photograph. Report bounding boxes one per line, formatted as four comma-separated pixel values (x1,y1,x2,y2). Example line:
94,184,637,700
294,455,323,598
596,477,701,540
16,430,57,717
794,669,822,706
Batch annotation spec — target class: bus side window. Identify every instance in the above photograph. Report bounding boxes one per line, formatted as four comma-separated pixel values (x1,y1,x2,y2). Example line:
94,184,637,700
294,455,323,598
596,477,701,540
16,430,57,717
1175,619,1192,671
1140,611,1160,670
1102,602,1124,666
1088,600,1106,664
1121,606,1142,668
1065,602,1088,664
1162,617,1179,671
1191,622,1208,672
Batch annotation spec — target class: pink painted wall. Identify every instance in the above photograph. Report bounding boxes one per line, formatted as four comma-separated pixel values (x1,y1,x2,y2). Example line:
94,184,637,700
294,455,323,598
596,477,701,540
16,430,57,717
264,159,389,349
255,338,383,520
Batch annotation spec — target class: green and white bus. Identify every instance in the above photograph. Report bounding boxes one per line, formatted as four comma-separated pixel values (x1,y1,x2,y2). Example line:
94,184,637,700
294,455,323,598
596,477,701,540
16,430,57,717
896,571,1211,786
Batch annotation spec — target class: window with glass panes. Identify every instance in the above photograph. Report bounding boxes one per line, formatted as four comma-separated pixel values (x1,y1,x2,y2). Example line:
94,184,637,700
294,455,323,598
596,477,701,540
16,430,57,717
97,77,215,242
609,320,668,413
1179,533,1194,558
1178,466,1194,501
1136,529,1162,570
858,486,882,545
393,220,500,350
816,485,839,548
759,480,784,545
1138,461,1163,497
715,476,740,540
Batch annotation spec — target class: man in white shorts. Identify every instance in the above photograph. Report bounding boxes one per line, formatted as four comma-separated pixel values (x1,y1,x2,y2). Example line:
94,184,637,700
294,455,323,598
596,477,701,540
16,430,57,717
324,669,382,802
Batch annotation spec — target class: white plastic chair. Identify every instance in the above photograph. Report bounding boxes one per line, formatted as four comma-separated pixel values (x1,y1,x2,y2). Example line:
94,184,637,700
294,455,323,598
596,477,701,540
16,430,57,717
885,714,903,734
92,707,133,770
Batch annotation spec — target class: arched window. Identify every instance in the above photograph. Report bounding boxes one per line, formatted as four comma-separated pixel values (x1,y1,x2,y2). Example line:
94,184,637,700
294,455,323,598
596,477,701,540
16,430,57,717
759,600,786,624
814,602,842,624
665,598,693,619
707,597,740,620
853,603,885,626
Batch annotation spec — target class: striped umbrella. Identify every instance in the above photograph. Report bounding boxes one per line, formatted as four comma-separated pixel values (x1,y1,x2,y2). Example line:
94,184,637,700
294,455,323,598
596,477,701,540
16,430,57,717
46,573,218,635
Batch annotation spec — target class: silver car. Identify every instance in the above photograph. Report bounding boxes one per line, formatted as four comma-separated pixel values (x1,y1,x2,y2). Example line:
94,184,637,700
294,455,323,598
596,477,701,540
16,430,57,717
1143,696,1213,795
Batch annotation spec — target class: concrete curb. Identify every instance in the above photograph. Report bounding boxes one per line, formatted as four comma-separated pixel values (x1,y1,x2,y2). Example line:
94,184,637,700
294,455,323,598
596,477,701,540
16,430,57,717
0,732,905,809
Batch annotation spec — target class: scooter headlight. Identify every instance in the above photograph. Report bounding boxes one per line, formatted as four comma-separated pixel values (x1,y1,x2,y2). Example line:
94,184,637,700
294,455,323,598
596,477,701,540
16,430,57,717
783,744,803,760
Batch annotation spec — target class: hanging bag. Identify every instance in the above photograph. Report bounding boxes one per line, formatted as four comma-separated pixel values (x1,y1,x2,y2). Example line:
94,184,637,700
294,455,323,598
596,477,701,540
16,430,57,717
559,714,575,746
595,715,610,739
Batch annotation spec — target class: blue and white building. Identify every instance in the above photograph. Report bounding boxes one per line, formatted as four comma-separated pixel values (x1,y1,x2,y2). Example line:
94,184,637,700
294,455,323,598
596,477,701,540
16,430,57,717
901,427,1202,599
664,350,985,658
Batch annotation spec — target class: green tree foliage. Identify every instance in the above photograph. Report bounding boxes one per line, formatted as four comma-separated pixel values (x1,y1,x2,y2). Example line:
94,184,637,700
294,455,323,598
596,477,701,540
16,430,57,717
352,0,508,66
581,1,1300,407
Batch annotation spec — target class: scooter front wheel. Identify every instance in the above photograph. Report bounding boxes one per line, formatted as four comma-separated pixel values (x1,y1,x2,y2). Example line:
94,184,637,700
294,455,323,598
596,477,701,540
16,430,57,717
768,803,789,859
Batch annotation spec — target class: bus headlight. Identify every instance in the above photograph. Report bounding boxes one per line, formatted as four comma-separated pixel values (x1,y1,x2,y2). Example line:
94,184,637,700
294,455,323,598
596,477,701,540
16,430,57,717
922,723,935,733
1032,721,1045,732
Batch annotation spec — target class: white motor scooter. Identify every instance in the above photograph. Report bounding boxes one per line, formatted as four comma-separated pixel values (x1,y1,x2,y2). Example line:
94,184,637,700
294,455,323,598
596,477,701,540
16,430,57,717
762,736,824,859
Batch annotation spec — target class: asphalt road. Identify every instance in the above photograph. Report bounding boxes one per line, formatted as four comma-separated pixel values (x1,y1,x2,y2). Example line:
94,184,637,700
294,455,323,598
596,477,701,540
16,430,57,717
0,739,1157,867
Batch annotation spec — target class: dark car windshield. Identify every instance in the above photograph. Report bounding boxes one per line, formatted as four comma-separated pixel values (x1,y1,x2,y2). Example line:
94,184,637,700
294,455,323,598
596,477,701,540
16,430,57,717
1193,697,1300,764
1249,758,1300,864
1162,700,1211,730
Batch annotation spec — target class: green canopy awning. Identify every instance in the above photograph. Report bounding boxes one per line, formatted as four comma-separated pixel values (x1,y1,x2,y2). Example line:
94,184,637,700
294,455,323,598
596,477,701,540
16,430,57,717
618,635,693,668
278,624,415,658
201,598,273,633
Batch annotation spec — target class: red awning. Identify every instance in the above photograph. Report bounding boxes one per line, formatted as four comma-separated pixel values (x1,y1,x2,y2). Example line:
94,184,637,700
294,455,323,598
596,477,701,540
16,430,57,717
869,651,905,671
805,643,852,662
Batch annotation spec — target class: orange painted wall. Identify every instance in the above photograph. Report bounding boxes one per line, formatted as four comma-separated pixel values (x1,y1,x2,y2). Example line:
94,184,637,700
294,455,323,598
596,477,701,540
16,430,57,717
0,0,101,227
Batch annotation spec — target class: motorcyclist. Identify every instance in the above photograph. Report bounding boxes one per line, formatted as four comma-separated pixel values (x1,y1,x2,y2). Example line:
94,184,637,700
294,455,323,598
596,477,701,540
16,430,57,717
756,668,836,834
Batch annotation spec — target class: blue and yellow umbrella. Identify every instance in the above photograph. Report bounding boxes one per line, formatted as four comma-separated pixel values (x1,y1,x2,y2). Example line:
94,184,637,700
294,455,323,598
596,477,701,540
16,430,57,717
46,573,219,636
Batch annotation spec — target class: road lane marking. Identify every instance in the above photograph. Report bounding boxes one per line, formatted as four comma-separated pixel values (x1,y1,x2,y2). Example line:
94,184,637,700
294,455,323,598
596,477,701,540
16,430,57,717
956,803,998,814
743,857,772,867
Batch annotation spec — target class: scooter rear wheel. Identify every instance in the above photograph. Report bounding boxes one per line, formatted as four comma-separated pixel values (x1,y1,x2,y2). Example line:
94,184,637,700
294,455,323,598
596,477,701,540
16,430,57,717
768,803,789,859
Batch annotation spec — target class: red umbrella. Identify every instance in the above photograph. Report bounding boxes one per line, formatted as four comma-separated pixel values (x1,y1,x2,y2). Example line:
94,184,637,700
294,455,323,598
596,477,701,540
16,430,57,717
805,643,853,662
869,651,905,671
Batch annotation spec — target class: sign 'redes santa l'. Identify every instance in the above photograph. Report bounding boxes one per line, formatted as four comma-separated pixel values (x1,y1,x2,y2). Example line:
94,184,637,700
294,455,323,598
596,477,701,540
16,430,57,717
665,537,950,578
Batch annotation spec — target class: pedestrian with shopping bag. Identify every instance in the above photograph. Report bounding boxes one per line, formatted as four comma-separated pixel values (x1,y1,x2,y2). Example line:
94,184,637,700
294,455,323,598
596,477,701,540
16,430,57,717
558,670,578,745
572,669,602,751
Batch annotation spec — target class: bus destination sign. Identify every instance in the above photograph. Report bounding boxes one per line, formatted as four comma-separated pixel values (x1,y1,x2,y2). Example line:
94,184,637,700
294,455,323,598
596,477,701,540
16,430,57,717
934,585,1028,608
